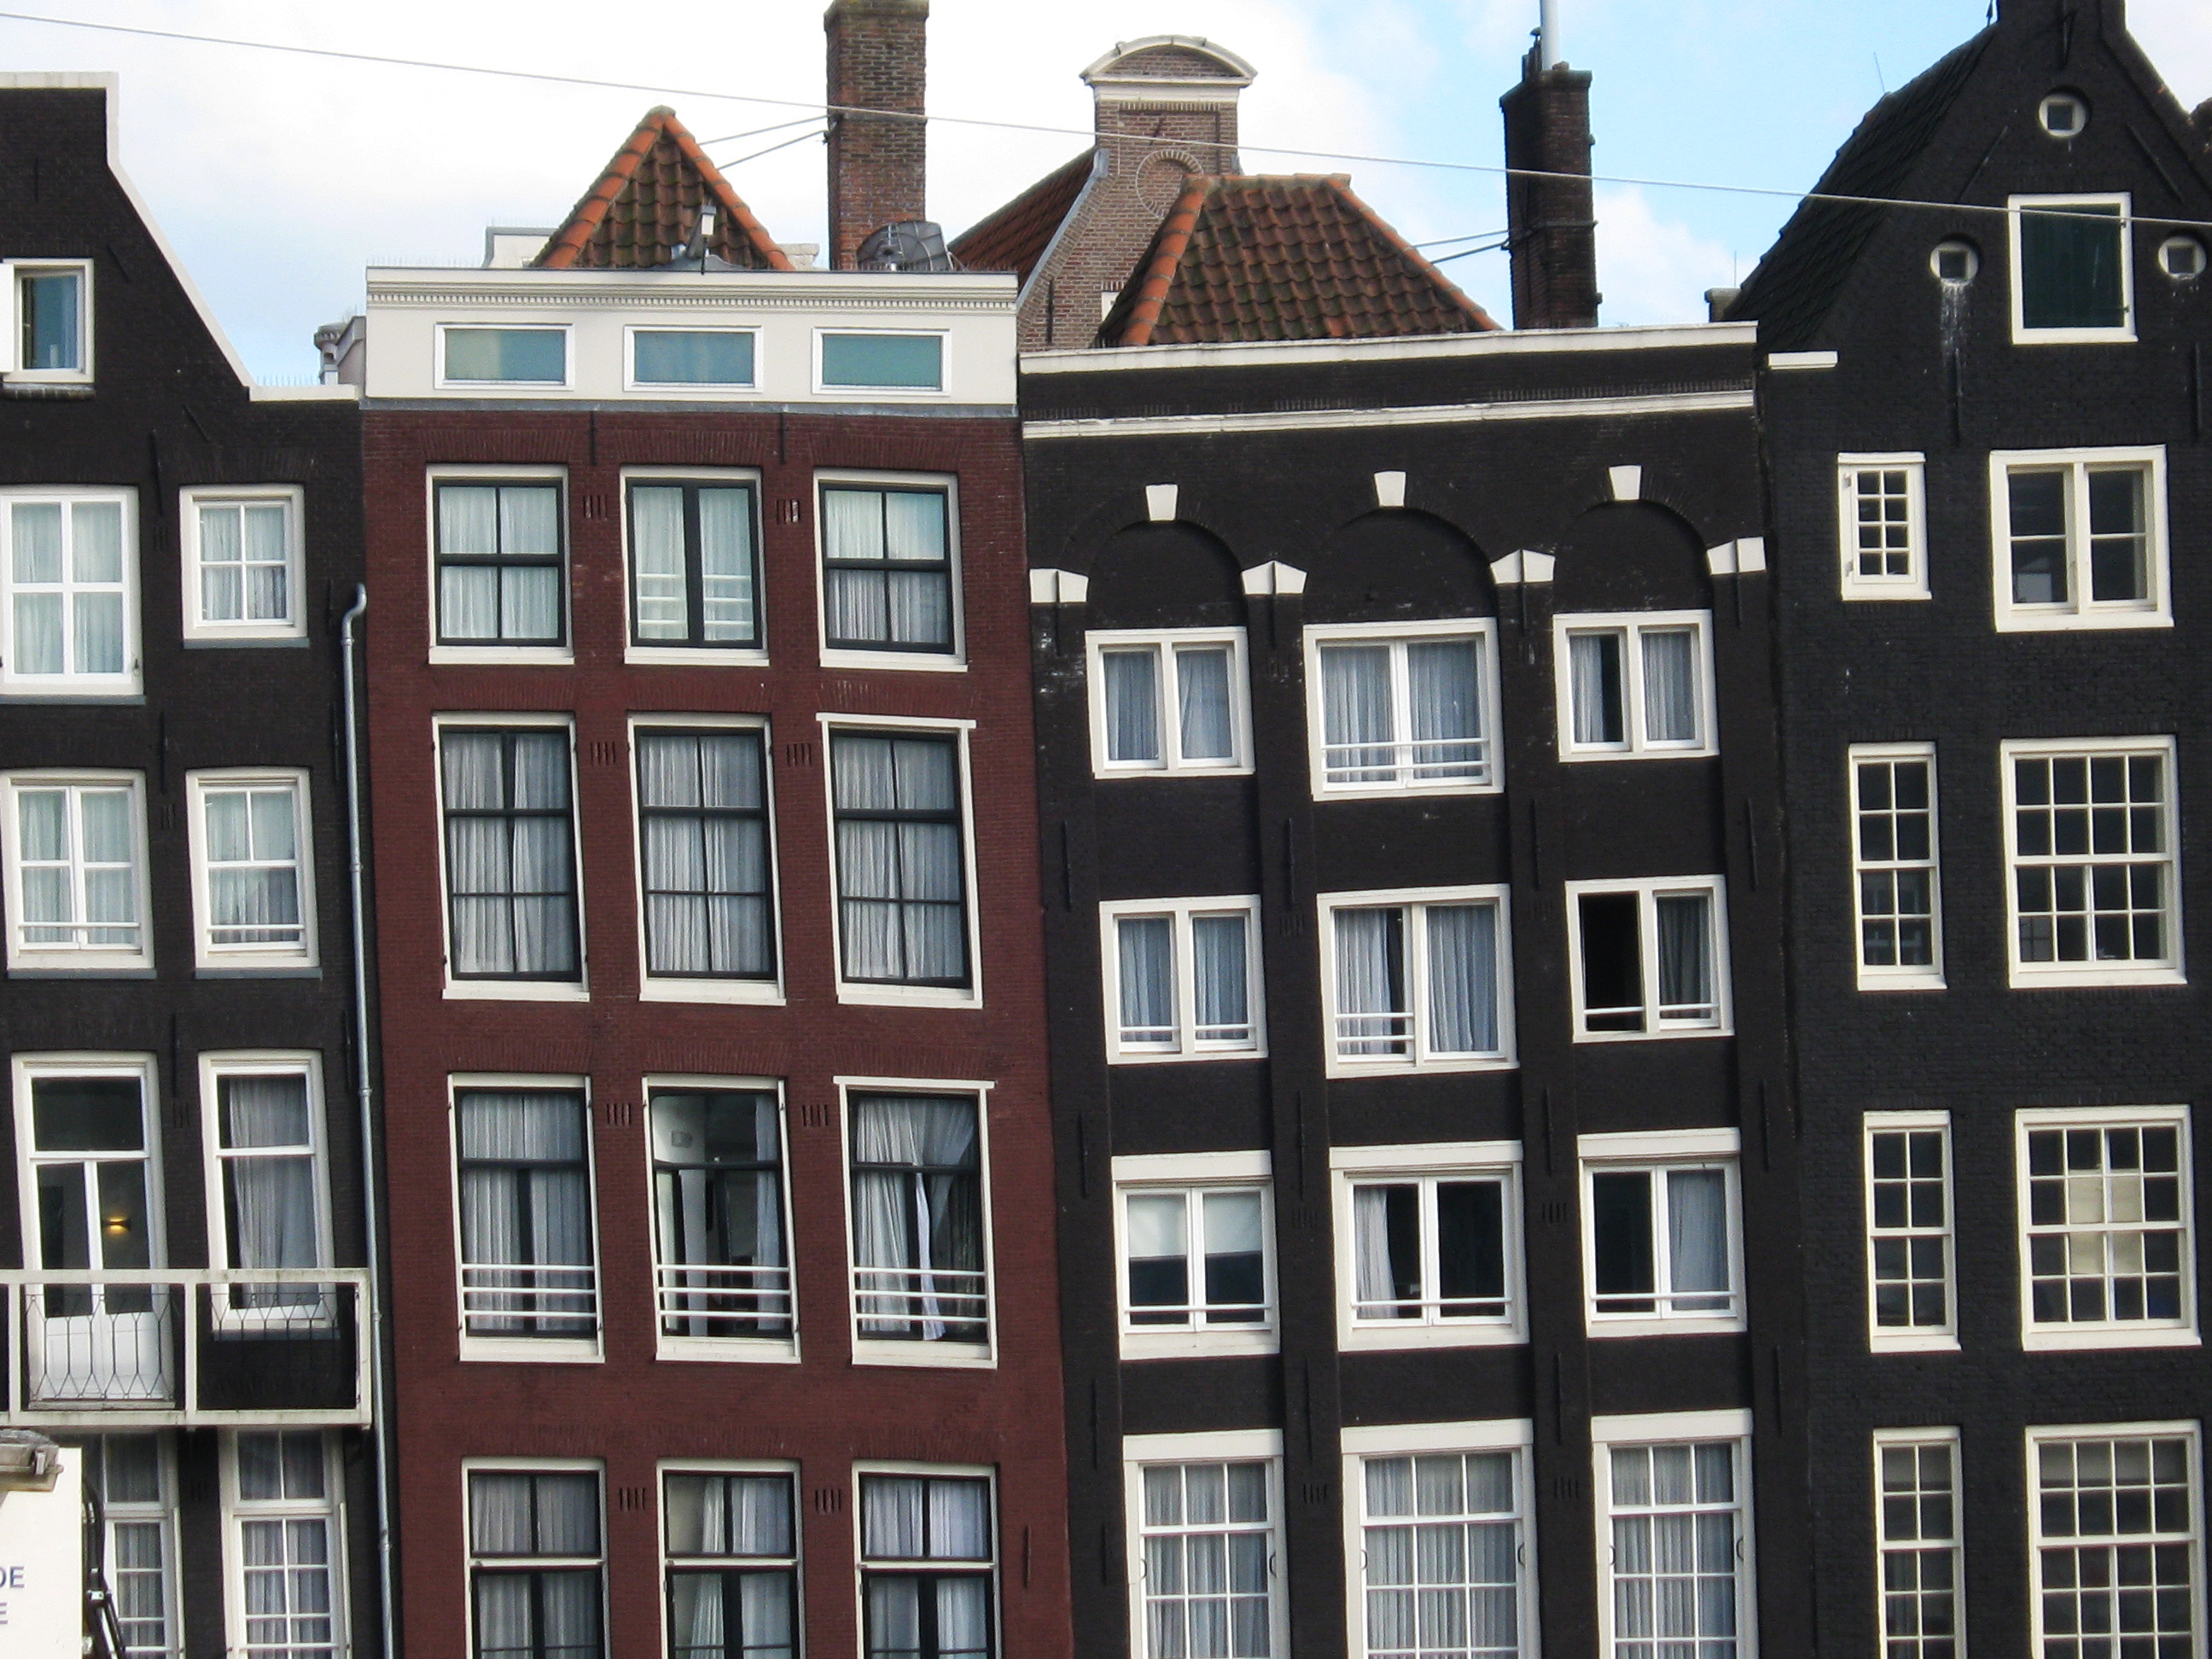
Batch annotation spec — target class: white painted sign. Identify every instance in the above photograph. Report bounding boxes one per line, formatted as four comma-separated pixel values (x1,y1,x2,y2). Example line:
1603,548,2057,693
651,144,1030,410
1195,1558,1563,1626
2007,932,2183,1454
0,1447,82,1656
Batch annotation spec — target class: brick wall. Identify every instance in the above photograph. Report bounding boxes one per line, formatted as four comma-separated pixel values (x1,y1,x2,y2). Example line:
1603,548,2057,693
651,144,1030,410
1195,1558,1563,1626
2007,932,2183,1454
824,0,929,269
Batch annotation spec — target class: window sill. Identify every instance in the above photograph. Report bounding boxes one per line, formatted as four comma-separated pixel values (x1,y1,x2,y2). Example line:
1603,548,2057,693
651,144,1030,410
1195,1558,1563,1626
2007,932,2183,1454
0,687,144,703
2021,1324,2199,1353
625,645,771,668
195,964,322,980
836,982,981,1010
1120,1328,1278,1361
1840,587,1931,603
8,962,154,979
428,646,574,667
851,1337,996,1370
1,379,93,398
458,1336,605,1364
1857,972,1947,992
1559,746,1720,764
445,979,591,1003
1573,1024,1732,1045
655,1335,800,1365
638,977,785,1007
183,632,309,649
1587,1316,1744,1340
1094,765,1256,781
818,647,967,674
2008,965,2186,990
1324,1053,1516,1079
1110,1047,1268,1067
1995,610,2172,633
2011,327,2136,346
1340,1321,1524,1353
1312,780,1504,802
1869,1330,1960,1354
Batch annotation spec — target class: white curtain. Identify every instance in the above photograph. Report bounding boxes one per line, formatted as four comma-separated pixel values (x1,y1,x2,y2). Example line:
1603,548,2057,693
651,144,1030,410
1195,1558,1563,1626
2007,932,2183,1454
1102,649,1161,764
224,1074,321,1304
242,503,289,620
1667,1170,1729,1309
697,487,756,641
1641,629,1697,743
928,1480,990,1558
1190,914,1249,1041
199,504,244,620
1117,917,1173,1041
206,788,301,943
1407,639,1482,777
70,501,125,675
631,486,689,638
17,789,66,934
1177,646,1233,761
79,788,137,940
1321,645,1393,780
459,1092,591,1332
11,500,62,674
1424,904,1497,1055
850,1097,981,1340
1124,1193,1188,1317
1571,632,1623,745
1655,894,1712,1015
437,487,500,641
666,1473,792,1558
833,736,964,985
823,488,950,649
639,733,770,977
1334,908,1406,1054
671,1573,793,1659
1352,1185,1397,1312
864,1476,926,1558
437,485,559,643
445,732,576,978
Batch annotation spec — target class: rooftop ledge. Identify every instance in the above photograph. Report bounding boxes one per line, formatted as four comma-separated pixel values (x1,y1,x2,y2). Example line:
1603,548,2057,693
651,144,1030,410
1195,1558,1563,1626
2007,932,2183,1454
365,266,1018,306
1020,320,1759,375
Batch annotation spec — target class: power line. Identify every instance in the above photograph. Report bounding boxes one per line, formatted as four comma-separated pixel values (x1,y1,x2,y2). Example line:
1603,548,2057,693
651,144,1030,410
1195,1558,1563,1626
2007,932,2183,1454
5,7,2212,234
717,127,825,169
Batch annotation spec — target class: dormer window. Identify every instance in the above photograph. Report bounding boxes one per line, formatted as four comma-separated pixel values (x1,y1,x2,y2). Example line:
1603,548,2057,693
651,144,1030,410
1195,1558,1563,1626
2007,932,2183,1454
2011,195,2133,343
3,261,91,383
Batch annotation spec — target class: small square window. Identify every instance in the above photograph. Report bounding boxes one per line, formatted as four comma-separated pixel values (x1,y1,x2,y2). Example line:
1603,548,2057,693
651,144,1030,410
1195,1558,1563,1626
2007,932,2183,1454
433,478,568,653
1837,456,1928,599
1320,887,1514,1072
439,326,570,387
2039,92,2088,137
1567,877,1731,1039
183,488,305,643
818,331,944,392
4,260,91,381
629,328,757,388
819,481,959,661
1580,1136,1743,1336
2159,237,2207,281
1087,629,1251,776
1103,897,1264,1061
1553,611,1716,760
2010,194,2133,341
1333,1143,1523,1350
1990,448,2168,630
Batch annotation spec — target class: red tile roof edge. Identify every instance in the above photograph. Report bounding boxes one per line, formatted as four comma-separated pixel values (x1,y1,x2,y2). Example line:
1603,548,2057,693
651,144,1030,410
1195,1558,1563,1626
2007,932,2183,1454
1118,178,1215,348
1328,178,1502,332
538,106,792,272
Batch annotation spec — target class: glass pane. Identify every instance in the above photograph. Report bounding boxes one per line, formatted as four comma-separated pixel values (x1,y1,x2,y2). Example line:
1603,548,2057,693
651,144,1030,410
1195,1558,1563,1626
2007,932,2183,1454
444,328,567,383
24,271,81,370
2020,203,2127,331
633,329,755,385
820,333,944,389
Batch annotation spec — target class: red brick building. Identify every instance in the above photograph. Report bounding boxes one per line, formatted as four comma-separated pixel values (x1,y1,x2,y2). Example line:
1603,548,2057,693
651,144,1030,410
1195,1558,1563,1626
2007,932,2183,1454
336,93,1068,1659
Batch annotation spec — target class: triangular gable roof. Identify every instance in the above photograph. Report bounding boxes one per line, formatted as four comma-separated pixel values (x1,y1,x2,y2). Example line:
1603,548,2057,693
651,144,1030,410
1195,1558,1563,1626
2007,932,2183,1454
1726,32,1989,347
538,107,790,271
1097,174,1499,347
948,149,1096,281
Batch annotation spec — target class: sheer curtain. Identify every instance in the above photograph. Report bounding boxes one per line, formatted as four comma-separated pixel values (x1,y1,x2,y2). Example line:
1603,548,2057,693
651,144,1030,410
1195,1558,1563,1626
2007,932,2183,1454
1176,646,1233,762
445,732,577,980
1407,638,1483,779
639,732,770,978
1352,1186,1395,1313
242,503,289,620
630,486,689,639
458,1092,592,1334
206,788,301,945
1655,894,1712,1016
13,501,62,674
1424,904,1497,1055
1570,632,1623,745
1190,914,1249,1042
1667,1170,1730,1311
883,490,951,649
498,486,562,643
1334,908,1406,1054
437,487,500,640
697,487,757,642
71,500,125,676
1101,650,1161,764
1116,917,1173,1043
832,736,964,986
1321,645,1393,780
199,504,244,620
79,787,137,944
822,489,885,644
223,1074,321,1306
1641,629,1698,744
850,1096,981,1340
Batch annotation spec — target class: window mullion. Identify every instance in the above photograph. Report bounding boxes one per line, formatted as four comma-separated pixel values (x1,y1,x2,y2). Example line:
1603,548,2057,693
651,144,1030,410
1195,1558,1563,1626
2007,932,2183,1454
1418,1179,1441,1324
1159,645,1181,768
1638,891,1662,1028
1651,1171,1674,1313
1173,910,1196,1051
1406,904,1429,1064
1621,626,1646,753
1388,643,1412,772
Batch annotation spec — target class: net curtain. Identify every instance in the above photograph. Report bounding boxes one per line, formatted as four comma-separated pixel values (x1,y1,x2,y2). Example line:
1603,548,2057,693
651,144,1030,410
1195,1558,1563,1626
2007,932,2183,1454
850,1097,981,1340
222,1074,321,1298
458,1093,593,1328
831,736,965,985
638,732,770,977
444,732,577,978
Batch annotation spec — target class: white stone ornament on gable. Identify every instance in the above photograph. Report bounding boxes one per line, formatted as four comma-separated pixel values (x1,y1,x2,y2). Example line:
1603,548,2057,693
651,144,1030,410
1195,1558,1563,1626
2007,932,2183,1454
1144,483,1179,522
1608,465,1643,501
0,1447,82,1657
1372,471,1407,509
1489,550,1557,586
1239,561,1307,597
1028,568,1090,605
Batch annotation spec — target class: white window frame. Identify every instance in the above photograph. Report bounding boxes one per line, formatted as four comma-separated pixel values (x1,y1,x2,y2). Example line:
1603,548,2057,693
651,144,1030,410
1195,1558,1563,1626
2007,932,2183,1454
0,486,141,697
1837,453,1930,600
1591,1409,1757,1659
1580,1128,1745,1338
620,467,769,667
645,1074,799,1365
814,469,965,672
851,1460,1000,1659
2025,1421,2205,1657
1340,1419,1538,1659
424,466,572,667
1122,1429,1287,1659
11,1050,166,1281
199,1051,335,1330
1871,1428,1964,1659
623,324,763,395
180,485,306,645
838,1075,998,1371
1302,617,1503,798
629,715,783,1007
1988,446,2169,630
1331,1141,1525,1351
0,259,95,383
2015,1104,2198,1353
2008,193,2136,344
433,713,589,1002
219,1429,349,1659
461,1458,607,1659
1086,626,1254,777
92,1432,182,1659
1318,884,1516,1075
656,1459,803,1657
1864,1111,1959,1353
448,1074,604,1365
0,768,154,975
812,327,950,397
1551,609,1718,760
1850,742,1944,990
1100,895,1266,1062
2000,736,2182,988
434,323,574,391
820,714,982,1010
1113,1150,1276,1359
1565,876,1732,1041
186,768,318,974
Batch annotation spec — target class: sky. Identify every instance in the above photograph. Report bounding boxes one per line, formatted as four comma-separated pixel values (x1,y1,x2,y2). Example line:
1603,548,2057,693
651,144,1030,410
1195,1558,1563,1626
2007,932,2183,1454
10,0,2209,381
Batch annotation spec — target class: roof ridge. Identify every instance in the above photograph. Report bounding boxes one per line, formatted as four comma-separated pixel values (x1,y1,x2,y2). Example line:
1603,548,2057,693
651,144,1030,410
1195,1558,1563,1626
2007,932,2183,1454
1119,177,1217,347
537,107,790,272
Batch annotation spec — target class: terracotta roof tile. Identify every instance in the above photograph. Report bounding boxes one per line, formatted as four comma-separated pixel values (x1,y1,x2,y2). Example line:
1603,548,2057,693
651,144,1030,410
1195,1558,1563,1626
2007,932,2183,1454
948,149,1094,280
538,107,791,272
1098,174,1499,346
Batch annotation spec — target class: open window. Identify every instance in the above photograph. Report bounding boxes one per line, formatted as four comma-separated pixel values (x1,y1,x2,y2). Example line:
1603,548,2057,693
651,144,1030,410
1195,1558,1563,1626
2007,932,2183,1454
2011,194,2133,342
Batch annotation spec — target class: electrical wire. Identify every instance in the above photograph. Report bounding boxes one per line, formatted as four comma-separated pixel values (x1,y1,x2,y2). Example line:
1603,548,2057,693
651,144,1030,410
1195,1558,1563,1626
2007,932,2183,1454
715,126,825,169
6,7,2212,234
696,114,827,148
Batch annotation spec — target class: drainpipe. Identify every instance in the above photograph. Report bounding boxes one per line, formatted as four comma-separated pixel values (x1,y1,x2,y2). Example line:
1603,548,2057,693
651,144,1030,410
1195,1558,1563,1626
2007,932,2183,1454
339,585,397,1659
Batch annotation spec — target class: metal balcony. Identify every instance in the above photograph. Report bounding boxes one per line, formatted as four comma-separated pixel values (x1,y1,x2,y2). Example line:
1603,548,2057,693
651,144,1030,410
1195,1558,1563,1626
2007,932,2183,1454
0,1269,371,1428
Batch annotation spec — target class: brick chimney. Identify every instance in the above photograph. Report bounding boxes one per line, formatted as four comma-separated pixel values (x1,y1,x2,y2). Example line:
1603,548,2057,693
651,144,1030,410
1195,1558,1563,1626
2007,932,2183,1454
1499,31,1599,329
824,0,928,271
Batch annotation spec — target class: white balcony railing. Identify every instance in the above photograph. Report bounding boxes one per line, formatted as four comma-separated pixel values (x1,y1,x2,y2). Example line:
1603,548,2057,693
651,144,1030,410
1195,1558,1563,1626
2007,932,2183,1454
654,1263,792,1337
852,1266,988,1344
460,1263,599,1340
0,1268,371,1427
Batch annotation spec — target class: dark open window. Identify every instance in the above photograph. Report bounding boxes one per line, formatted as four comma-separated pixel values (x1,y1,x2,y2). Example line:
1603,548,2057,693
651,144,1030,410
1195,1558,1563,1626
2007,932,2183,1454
2017,200,2128,332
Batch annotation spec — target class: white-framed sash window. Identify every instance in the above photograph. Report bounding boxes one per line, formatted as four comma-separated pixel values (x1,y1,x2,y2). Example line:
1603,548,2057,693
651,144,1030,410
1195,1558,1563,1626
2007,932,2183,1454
826,722,978,1004
453,1081,601,1359
1850,744,1942,989
2001,737,2180,987
1124,1429,1285,1659
1088,628,1251,777
1873,1429,1962,1659
1103,896,1264,1060
0,488,138,696
90,1434,180,1659
2010,193,2134,343
183,486,305,643
202,1053,333,1327
1837,455,1929,599
1581,1130,1743,1337
2028,1423,2203,1656
1114,1151,1274,1359
1553,611,1716,760
430,474,568,656
1306,619,1500,795
1592,1411,1755,1659
3,259,93,383
1568,877,1731,1039
1334,1142,1523,1351
1321,886,1514,1074
2017,1106,2197,1352
633,723,777,995
843,1081,994,1366
1865,1112,1957,1353
623,473,763,656
1989,447,2168,630
188,769,317,971
1,769,152,974
223,1429,346,1659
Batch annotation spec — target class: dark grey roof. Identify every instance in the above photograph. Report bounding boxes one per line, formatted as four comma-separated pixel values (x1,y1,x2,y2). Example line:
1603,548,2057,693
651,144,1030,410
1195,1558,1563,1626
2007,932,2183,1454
1727,30,1992,349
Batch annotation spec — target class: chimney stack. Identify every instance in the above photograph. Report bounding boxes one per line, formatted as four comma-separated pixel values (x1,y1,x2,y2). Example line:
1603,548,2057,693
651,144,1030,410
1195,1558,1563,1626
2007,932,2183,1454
824,0,928,271
1499,9,1598,330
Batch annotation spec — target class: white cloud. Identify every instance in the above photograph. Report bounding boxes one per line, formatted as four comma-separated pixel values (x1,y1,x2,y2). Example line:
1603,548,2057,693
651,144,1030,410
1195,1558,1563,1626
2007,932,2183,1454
1592,185,1736,324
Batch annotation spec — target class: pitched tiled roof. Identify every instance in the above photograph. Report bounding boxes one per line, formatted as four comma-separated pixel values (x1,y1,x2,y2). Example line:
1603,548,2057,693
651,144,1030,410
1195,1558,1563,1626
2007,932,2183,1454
948,149,1094,280
1727,32,1990,348
1098,174,1499,346
538,107,791,271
